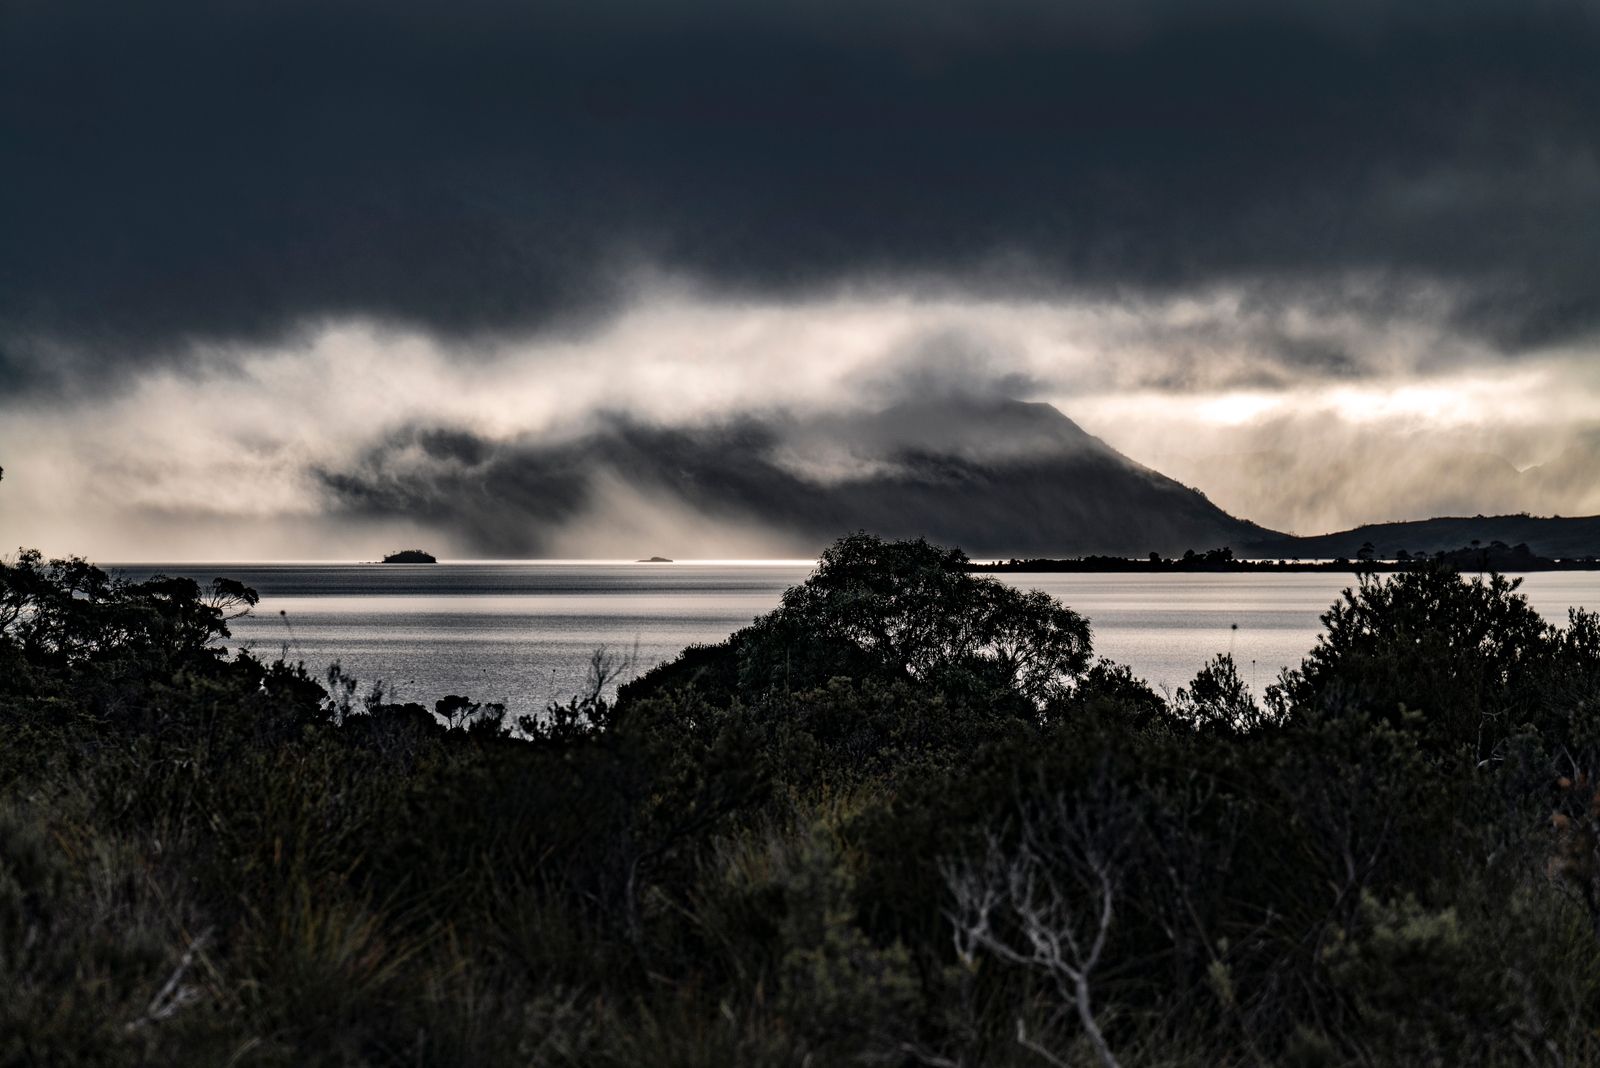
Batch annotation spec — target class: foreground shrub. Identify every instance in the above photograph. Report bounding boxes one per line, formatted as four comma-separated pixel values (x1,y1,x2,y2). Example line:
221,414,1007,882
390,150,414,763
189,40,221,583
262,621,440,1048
4,534,1600,1065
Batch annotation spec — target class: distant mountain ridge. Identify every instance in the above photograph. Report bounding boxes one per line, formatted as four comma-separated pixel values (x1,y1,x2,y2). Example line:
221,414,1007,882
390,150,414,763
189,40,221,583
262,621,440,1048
321,397,1280,558
756,397,1281,557
323,397,1600,560
1245,515,1600,561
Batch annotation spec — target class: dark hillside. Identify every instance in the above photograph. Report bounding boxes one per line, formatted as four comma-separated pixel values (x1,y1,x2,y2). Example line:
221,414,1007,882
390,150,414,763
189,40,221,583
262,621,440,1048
1246,513,1600,560
323,397,1281,557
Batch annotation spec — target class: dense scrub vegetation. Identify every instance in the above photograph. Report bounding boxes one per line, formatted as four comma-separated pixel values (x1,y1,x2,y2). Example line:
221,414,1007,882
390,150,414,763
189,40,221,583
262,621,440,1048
5,531,1600,1066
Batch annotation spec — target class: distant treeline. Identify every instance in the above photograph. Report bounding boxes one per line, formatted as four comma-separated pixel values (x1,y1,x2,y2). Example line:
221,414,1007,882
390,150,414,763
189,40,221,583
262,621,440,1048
6,532,1600,1065
975,540,1600,572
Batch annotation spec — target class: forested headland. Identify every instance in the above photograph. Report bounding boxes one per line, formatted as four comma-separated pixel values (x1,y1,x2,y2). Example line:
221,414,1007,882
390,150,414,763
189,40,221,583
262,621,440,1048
974,540,1600,573
4,532,1600,1066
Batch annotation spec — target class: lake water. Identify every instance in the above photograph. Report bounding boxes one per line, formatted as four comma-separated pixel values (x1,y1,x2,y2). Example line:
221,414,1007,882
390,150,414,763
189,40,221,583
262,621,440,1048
112,562,1600,717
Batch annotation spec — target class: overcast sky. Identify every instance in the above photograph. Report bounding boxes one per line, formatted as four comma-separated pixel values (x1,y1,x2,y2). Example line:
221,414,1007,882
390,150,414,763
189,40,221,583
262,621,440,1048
3,0,1599,557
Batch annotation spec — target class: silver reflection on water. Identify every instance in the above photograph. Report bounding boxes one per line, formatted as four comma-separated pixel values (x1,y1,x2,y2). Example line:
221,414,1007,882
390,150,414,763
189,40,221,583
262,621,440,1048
113,563,1600,718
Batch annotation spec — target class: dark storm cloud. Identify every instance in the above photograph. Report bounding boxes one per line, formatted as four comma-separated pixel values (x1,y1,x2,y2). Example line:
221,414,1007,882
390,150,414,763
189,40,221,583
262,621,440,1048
5,0,1599,389
851,327,1042,403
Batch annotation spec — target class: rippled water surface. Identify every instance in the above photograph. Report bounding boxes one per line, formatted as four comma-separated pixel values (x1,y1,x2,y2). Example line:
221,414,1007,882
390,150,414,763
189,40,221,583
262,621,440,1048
114,562,1600,717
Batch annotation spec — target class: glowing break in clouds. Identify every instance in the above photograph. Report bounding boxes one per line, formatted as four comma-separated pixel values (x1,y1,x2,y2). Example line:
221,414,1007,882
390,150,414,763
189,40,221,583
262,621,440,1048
2,283,1598,558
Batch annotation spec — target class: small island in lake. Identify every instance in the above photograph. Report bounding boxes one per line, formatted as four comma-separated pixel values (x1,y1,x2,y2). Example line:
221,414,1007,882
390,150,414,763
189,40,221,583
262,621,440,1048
381,549,438,564
637,556,673,563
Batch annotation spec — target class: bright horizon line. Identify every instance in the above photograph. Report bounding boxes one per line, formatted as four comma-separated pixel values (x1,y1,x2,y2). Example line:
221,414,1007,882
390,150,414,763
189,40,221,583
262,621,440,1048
97,558,826,568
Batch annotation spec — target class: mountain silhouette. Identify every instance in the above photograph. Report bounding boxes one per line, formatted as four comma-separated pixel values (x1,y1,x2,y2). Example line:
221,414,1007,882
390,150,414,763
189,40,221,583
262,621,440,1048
1246,514,1600,561
321,397,1280,557
774,397,1280,556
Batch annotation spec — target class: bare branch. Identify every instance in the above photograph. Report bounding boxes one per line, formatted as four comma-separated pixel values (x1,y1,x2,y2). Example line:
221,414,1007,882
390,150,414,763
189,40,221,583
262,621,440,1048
941,780,1132,1068
125,927,213,1033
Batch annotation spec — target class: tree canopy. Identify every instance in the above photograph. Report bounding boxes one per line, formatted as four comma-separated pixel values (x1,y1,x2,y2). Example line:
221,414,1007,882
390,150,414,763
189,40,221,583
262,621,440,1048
636,532,1094,710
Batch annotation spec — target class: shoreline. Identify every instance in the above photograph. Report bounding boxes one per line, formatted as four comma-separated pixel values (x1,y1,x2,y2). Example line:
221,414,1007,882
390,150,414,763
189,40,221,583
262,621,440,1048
969,557,1600,574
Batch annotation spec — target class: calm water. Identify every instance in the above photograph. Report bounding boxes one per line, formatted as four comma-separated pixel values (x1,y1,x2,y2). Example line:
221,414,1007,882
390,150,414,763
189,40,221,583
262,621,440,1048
113,562,1600,717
